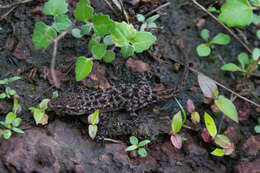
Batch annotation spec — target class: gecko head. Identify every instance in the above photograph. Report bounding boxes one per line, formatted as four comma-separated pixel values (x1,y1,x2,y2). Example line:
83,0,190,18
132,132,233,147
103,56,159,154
48,93,85,115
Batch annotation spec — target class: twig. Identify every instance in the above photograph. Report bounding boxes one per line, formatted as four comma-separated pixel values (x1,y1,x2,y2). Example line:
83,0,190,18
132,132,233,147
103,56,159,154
145,2,170,17
103,0,118,16
191,0,252,54
0,0,32,9
246,56,260,78
50,26,74,88
1,6,16,20
168,56,260,108
103,138,123,143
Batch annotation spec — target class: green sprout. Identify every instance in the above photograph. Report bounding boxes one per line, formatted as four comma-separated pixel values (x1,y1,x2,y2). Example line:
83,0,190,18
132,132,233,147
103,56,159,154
125,136,150,158
29,99,50,125
88,109,99,140
136,13,160,31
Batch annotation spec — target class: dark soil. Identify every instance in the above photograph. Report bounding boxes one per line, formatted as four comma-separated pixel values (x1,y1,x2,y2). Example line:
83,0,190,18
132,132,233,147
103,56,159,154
0,0,259,173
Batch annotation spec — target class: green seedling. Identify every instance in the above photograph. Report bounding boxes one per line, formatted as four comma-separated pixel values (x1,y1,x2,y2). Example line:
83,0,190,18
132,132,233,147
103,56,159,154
0,99,24,139
32,0,156,82
88,109,99,140
0,87,16,99
254,117,260,133
197,29,230,57
29,99,50,125
136,13,160,31
204,112,234,156
125,136,150,158
221,52,259,73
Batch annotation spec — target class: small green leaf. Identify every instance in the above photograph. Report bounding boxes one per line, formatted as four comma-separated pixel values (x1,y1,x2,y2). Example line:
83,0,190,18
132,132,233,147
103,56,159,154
9,89,17,96
0,93,6,99
138,140,150,147
39,99,51,111
147,22,156,28
12,118,22,127
13,98,19,114
210,33,230,45
136,14,145,22
191,112,200,124
215,95,238,123
221,63,241,71
88,124,98,140
93,14,114,36
238,52,249,69
73,0,93,22
53,14,72,32
215,134,231,148
91,44,107,59
257,30,260,40
91,110,99,125
138,148,147,157
196,44,211,57
211,148,225,156
132,31,156,53
12,127,24,134
171,111,183,134
88,39,99,51
103,35,114,45
218,0,253,28
0,76,21,84
103,50,115,63
130,136,139,145
75,56,93,81
72,28,82,38
80,24,91,36
30,108,45,125
255,125,260,133
204,112,217,138
52,91,59,99
125,145,138,152
200,29,210,42
146,14,160,24
32,22,57,50
140,23,147,32
43,0,68,16
3,129,12,139
5,112,16,124
252,14,260,25
120,45,135,58
252,48,260,63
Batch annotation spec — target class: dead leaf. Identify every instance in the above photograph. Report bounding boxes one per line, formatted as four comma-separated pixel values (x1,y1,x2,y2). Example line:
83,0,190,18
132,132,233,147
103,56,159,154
126,58,150,73
38,114,48,125
201,128,215,144
197,73,217,99
234,99,251,123
224,126,242,145
12,40,31,60
239,135,260,156
186,99,195,114
152,83,165,91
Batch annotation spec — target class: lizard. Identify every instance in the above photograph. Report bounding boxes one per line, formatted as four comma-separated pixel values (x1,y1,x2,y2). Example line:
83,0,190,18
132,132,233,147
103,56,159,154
48,46,189,117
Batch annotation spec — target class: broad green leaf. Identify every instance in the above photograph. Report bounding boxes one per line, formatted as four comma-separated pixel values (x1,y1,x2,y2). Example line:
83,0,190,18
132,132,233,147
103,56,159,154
238,52,249,69
211,148,225,156
53,14,72,32
0,93,6,99
103,50,115,63
211,33,230,45
6,87,16,96
88,124,97,140
43,0,68,16
200,29,210,42
125,145,138,151
218,0,253,28
215,95,238,122
138,140,150,147
73,0,93,22
88,39,99,51
221,63,241,71
257,30,260,40
5,112,16,124
103,35,114,45
120,45,134,58
32,22,57,50
136,14,145,22
204,112,217,138
91,44,107,59
29,107,45,125
75,56,93,81
171,111,182,134
111,22,137,47
191,112,200,124
12,127,24,134
93,14,114,36
252,48,260,64
146,14,160,24
12,118,21,127
3,129,12,139
196,44,211,57
81,24,91,36
132,31,156,53
138,148,147,157
72,28,82,38
0,76,21,85
39,99,50,111
215,134,231,148
147,22,156,28
130,136,139,145
91,110,99,125
255,125,260,133
253,14,260,25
